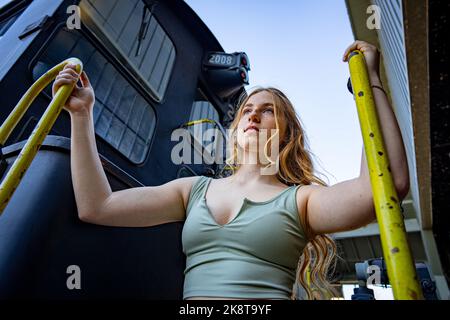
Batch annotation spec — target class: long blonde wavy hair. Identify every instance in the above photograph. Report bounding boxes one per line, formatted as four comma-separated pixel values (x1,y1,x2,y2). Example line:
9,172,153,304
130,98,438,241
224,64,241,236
224,87,339,300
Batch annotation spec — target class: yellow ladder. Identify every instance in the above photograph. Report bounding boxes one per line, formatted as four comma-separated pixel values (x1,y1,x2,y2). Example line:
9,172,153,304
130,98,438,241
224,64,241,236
347,50,423,299
0,58,83,214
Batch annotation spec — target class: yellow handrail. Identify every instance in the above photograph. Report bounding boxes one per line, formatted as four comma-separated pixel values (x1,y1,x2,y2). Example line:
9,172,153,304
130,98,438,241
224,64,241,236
347,50,423,299
0,58,83,214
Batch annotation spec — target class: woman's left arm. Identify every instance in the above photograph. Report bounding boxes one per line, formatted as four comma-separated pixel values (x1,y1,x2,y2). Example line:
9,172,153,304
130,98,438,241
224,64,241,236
343,40,410,197
300,40,410,236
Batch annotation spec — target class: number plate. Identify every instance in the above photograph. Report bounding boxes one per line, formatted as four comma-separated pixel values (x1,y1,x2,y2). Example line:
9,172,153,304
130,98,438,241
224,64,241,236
204,53,236,67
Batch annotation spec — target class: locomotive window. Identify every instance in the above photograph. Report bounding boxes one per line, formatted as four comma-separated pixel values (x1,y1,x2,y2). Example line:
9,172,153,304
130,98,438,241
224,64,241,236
188,89,222,160
79,0,175,102
32,28,156,164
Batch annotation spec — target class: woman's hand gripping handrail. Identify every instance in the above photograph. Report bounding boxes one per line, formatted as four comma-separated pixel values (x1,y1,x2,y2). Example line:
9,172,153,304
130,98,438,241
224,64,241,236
0,58,83,214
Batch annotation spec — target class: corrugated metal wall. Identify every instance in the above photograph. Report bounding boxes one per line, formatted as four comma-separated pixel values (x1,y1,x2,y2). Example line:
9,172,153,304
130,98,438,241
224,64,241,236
373,0,421,224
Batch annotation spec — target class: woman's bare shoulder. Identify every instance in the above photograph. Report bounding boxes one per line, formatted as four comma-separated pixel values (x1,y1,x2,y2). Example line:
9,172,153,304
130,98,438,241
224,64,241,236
174,175,203,191
175,175,205,209
294,184,314,221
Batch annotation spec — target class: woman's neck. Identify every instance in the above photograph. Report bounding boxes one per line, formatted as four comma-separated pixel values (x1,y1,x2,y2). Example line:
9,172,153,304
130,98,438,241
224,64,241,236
231,164,281,186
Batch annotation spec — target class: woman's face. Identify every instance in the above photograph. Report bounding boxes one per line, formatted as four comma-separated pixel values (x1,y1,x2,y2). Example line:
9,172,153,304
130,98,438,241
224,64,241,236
236,90,285,153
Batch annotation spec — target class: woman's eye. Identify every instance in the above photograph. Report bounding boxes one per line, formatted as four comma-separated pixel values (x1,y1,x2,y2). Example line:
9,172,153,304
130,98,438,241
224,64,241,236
243,109,251,114
264,109,274,113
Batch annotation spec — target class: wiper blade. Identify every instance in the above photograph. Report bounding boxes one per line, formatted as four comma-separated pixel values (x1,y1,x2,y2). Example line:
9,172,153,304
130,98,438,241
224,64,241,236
135,2,158,57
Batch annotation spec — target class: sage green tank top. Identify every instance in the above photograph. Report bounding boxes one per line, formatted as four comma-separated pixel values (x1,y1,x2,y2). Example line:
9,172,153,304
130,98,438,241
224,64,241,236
181,176,307,300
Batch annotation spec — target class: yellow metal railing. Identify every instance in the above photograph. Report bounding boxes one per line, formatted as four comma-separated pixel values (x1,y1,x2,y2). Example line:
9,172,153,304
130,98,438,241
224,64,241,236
0,58,83,214
347,50,423,300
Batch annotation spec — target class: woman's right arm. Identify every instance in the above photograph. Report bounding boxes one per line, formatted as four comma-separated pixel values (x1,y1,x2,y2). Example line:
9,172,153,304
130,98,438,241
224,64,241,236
55,64,198,227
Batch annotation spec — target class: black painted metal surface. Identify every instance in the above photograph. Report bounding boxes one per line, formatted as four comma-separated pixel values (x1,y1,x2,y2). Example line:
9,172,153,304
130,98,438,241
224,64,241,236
430,0,450,287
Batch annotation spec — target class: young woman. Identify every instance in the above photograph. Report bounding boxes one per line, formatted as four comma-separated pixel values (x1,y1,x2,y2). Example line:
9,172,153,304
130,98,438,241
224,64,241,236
53,40,409,300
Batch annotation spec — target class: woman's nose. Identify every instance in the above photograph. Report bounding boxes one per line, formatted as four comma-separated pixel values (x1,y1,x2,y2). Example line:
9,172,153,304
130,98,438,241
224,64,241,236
248,111,260,122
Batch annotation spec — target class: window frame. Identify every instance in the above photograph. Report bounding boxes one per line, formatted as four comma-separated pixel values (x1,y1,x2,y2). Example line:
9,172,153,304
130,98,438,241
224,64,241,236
187,85,226,163
78,0,177,104
28,22,159,166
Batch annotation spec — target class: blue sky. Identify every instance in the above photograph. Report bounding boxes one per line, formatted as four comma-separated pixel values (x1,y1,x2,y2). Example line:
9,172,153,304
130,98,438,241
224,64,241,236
186,0,360,184
0,0,361,183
